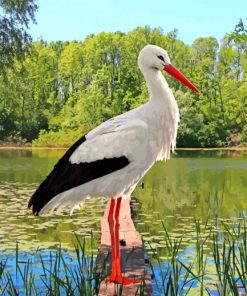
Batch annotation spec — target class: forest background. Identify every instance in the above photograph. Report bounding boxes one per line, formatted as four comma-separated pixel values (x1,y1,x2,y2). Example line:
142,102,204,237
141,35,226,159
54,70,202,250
0,1,246,148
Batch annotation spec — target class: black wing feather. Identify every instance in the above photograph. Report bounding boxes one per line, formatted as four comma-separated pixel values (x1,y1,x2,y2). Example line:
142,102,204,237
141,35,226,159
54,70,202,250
28,135,129,215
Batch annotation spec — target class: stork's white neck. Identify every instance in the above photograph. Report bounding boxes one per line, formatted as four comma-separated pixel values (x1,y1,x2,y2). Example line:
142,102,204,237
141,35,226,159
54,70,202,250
141,66,171,102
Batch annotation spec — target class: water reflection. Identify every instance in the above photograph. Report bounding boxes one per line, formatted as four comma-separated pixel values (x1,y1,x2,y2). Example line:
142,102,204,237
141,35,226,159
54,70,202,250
0,148,246,253
0,149,247,294
134,151,247,223
0,149,64,183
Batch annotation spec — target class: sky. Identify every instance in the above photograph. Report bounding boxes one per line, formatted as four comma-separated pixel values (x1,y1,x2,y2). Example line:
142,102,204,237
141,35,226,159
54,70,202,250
29,0,246,45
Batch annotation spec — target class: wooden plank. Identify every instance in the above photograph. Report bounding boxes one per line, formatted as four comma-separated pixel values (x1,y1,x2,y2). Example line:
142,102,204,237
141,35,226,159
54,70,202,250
95,197,153,295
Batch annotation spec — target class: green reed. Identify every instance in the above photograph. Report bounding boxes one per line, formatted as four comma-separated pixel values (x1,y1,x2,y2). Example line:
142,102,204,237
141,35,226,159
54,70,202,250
212,219,247,295
0,218,246,295
148,217,247,295
0,235,102,296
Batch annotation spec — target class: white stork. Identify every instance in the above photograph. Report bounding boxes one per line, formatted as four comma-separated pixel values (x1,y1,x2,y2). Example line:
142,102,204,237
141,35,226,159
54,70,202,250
28,44,199,284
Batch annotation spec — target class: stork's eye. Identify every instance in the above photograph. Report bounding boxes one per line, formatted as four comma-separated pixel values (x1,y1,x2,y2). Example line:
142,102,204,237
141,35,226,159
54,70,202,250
157,55,165,62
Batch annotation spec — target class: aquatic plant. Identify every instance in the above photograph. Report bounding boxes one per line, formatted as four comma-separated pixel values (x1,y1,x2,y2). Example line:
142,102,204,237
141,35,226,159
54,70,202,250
0,219,246,295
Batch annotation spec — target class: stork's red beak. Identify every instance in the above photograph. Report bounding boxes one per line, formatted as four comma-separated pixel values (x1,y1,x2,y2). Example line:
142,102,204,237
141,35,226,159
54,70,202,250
164,64,200,94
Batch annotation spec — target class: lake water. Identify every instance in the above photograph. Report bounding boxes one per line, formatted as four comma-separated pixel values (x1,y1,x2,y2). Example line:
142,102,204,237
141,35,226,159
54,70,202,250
0,149,246,294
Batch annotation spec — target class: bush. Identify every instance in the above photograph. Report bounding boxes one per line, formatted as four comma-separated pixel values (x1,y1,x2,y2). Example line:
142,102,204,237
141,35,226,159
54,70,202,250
0,131,30,146
32,129,84,147
239,126,247,145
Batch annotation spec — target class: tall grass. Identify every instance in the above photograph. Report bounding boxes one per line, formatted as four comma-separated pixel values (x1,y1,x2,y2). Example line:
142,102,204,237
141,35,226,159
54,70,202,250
212,219,247,295
0,219,246,295
149,218,247,295
148,223,198,296
0,236,103,296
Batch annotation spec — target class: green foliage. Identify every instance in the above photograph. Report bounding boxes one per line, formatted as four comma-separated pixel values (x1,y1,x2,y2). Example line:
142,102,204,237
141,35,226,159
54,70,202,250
0,21,247,147
0,0,38,73
240,125,247,144
32,129,83,148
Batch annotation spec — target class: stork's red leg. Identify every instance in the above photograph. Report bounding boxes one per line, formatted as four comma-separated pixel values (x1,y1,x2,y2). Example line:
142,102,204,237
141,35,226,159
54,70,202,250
108,198,116,275
114,197,122,276
106,197,141,285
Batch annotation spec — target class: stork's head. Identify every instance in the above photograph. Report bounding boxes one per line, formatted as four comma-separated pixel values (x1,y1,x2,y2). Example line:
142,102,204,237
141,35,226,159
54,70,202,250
138,44,199,94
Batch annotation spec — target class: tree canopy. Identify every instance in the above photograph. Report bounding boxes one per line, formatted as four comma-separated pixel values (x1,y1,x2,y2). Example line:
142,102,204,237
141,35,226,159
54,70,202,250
0,21,246,148
0,0,38,72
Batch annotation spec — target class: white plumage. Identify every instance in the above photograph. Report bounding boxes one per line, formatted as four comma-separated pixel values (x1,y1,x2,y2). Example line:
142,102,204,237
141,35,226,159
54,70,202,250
29,44,199,216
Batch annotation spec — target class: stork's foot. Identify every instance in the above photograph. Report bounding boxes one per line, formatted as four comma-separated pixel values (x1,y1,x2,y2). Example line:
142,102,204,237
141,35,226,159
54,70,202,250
105,274,142,285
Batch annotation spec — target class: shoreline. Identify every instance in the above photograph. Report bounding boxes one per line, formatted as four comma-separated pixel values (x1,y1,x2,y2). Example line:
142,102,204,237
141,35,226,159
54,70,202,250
0,146,67,150
175,147,247,151
0,146,247,151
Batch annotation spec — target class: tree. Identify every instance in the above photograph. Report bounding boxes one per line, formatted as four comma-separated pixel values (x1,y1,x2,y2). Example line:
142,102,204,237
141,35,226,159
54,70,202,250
0,0,38,73
1,23,246,148
227,19,247,81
